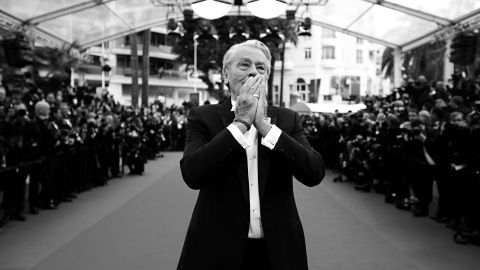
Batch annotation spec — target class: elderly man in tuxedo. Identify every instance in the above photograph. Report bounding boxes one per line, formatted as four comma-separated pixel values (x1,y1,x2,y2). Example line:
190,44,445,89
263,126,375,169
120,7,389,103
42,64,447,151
177,40,325,270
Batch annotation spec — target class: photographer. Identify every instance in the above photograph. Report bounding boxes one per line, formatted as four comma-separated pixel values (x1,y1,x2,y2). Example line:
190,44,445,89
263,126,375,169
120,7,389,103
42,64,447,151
27,101,59,212
2,103,30,221
403,117,436,217
465,108,480,232
444,111,470,229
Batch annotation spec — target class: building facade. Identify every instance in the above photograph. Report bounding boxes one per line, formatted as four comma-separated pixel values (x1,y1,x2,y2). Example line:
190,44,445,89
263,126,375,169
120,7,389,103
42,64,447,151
79,27,208,107
271,26,386,108
77,25,385,108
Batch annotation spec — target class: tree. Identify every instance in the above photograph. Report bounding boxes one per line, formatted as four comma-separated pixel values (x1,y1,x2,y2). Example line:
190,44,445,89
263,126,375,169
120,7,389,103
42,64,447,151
279,18,298,107
381,47,394,79
261,19,283,104
27,41,82,91
172,16,296,104
403,41,445,82
130,33,140,108
142,30,151,107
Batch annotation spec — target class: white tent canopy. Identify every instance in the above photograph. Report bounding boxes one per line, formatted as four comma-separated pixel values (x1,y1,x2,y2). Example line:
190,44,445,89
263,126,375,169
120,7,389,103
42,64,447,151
0,0,479,50
290,102,367,114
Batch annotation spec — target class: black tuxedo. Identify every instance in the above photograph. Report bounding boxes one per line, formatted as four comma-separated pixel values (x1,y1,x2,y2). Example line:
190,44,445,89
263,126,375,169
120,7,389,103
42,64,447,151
177,102,325,270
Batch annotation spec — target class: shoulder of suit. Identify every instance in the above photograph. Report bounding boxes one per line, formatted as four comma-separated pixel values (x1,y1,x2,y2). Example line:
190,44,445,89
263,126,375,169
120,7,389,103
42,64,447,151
189,104,224,115
268,105,296,116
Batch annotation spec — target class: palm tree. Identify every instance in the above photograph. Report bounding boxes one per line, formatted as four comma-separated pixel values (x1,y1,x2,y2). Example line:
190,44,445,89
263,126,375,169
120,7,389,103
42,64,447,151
381,47,394,79
279,19,298,107
141,30,151,107
403,41,445,82
30,41,82,91
130,33,140,108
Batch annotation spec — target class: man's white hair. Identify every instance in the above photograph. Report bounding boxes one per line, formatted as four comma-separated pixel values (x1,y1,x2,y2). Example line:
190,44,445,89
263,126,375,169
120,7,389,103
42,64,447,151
222,39,272,79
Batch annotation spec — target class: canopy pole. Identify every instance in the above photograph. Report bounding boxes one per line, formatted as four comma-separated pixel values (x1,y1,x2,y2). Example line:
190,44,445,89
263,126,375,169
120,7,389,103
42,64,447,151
101,42,105,89
443,38,454,85
194,35,198,93
393,47,402,89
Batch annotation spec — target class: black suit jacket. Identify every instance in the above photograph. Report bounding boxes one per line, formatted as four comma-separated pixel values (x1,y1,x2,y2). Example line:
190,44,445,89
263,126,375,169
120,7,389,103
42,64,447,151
177,102,325,270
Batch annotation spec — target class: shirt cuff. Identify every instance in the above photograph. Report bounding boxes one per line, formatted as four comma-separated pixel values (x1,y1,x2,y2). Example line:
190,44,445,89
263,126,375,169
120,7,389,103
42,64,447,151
227,123,250,149
261,124,282,150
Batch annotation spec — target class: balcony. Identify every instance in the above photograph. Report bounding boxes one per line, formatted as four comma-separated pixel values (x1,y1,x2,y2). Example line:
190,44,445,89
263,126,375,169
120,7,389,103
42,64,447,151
117,67,189,80
77,63,102,74
111,44,176,59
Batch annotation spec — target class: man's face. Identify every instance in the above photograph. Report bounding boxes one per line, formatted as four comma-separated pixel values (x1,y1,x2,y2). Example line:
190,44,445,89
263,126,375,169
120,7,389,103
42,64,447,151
46,93,55,103
0,88,6,101
435,99,447,108
224,46,269,100
450,114,465,127
36,107,50,120
408,111,418,122
60,104,69,118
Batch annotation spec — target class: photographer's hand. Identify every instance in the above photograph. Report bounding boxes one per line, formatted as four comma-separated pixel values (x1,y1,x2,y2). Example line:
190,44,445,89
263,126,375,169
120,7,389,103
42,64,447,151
415,133,427,143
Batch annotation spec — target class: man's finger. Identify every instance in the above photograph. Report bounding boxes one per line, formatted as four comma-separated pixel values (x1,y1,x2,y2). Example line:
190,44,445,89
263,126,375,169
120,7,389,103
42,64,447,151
249,76,262,96
240,76,255,95
259,81,267,99
260,82,268,118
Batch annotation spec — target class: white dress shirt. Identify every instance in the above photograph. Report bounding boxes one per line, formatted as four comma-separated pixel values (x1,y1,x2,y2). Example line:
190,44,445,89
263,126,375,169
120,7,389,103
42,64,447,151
226,100,282,238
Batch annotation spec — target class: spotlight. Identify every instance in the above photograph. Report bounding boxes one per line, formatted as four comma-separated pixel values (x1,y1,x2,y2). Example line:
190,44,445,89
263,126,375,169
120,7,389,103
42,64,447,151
167,18,183,38
297,17,312,36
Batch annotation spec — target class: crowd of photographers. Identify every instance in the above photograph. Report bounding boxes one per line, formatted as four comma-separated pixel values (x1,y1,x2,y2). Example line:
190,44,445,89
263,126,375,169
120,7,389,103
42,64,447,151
0,83,187,226
302,74,480,245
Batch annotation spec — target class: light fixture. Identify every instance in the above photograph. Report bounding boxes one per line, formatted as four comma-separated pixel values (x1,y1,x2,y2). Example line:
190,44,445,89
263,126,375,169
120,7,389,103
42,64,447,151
247,0,289,19
191,0,233,20
297,4,312,36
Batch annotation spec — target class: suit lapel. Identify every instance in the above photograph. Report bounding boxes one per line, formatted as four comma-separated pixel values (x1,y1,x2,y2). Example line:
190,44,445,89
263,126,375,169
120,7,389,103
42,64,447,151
220,101,234,128
220,101,249,205
236,151,250,205
258,143,270,199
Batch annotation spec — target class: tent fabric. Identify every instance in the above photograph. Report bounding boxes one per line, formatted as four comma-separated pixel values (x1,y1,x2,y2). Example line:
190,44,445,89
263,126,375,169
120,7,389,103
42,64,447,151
0,0,479,50
290,102,366,114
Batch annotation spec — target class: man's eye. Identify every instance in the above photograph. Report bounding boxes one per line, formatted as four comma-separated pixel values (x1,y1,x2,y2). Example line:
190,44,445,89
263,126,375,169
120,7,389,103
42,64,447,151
257,66,265,71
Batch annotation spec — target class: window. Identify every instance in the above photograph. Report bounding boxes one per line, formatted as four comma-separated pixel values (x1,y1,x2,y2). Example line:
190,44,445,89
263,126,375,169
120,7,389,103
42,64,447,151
150,32,166,47
89,55,101,65
369,50,375,62
330,76,340,95
356,38,363,44
117,55,130,69
296,78,308,102
323,95,332,101
322,46,335,59
305,47,311,59
356,49,363,64
322,28,336,38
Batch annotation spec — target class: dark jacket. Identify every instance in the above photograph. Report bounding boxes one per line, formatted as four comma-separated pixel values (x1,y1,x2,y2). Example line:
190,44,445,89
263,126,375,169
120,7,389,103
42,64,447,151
177,102,325,270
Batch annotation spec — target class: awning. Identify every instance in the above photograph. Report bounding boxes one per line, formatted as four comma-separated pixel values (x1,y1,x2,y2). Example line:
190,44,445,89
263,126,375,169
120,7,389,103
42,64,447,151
0,0,479,51
291,102,366,114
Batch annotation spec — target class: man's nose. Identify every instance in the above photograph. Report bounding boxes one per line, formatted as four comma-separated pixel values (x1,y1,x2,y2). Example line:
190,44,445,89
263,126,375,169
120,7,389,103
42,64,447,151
247,67,260,77
248,71,257,77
